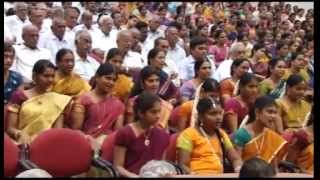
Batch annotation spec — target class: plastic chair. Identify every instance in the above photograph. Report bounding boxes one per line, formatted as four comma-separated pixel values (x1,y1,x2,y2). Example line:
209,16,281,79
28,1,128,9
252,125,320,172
28,128,118,177
4,134,37,177
100,131,117,162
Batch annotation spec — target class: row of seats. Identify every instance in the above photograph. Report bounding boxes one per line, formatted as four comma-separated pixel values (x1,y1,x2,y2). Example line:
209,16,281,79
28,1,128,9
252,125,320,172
4,128,183,177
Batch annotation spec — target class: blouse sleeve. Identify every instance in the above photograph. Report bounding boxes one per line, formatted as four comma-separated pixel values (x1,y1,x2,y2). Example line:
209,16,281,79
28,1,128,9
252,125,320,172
180,82,194,99
224,98,240,115
115,126,131,147
176,128,194,152
220,79,233,96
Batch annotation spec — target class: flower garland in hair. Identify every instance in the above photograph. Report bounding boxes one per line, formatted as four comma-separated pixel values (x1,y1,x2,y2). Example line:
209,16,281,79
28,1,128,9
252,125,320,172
190,82,204,127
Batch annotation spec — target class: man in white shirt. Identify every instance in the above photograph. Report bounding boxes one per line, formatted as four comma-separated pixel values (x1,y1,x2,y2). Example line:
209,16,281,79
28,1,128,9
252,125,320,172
111,11,125,34
116,30,145,69
91,15,117,59
10,25,52,83
73,30,100,81
165,25,187,75
38,18,73,58
5,2,30,44
213,42,247,82
141,15,165,61
73,10,97,37
135,21,150,64
180,36,216,81
63,7,80,51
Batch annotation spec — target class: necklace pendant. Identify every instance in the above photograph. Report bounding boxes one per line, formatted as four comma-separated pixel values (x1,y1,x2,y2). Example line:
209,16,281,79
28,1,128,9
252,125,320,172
144,139,150,146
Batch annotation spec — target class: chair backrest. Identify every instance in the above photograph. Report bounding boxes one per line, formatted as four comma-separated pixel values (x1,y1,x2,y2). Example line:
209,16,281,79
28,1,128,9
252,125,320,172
165,133,179,162
4,133,19,177
168,106,181,129
100,131,117,162
29,128,92,177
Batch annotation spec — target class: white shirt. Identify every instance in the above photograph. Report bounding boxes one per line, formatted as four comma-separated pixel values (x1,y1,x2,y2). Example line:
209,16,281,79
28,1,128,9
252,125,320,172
73,24,97,37
91,28,117,52
141,29,165,61
5,15,30,44
38,30,74,58
163,57,181,87
123,50,145,69
73,52,100,81
166,45,187,74
180,55,216,81
11,44,52,83
65,27,76,51
213,58,252,82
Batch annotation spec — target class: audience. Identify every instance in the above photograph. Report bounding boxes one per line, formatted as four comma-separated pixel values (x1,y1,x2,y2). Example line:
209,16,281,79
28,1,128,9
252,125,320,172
4,2,313,178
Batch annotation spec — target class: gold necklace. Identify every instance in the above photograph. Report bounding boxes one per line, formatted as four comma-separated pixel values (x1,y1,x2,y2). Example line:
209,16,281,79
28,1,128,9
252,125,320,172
254,132,265,158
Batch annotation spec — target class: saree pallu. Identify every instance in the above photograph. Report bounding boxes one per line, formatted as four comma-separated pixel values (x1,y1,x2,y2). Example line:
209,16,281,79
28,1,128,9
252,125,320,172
18,92,72,139
177,128,234,175
276,98,311,129
220,78,236,97
52,73,91,97
76,93,125,138
240,128,287,163
297,143,314,174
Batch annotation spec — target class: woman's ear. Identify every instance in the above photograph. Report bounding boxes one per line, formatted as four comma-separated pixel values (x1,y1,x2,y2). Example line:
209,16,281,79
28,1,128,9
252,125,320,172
32,73,36,83
254,109,260,120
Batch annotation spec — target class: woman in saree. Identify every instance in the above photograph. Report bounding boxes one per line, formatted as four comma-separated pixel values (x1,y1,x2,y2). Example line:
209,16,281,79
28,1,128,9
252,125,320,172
6,60,72,143
220,58,250,105
232,96,288,170
259,58,287,99
71,63,125,144
4,42,23,104
51,48,91,97
127,66,173,129
104,48,133,103
283,52,310,82
249,43,270,77
179,60,212,103
223,73,259,134
147,48,178,102
177,97,242,175
276,74,311,131
283,105,314,174
113,91,170,177
175,78,220,131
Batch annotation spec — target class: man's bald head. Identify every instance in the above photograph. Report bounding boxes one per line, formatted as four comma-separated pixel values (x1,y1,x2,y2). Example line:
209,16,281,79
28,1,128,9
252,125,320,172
81,10,93,28
14,2,28,21
149,14,161,32
22,25,40,49
51,18,66,40
117,30,133,53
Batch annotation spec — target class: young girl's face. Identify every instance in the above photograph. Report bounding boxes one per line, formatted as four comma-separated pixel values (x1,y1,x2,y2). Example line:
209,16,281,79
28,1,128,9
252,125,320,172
140,101,161,126
201,105,224,130
143,74,160,94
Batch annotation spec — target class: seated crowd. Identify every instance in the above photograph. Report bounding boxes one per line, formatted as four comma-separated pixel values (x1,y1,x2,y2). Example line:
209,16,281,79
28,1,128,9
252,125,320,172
4,1,314,177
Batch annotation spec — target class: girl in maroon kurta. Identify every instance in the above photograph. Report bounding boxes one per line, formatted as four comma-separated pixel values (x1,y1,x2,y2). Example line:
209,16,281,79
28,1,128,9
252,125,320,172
113,92,170,177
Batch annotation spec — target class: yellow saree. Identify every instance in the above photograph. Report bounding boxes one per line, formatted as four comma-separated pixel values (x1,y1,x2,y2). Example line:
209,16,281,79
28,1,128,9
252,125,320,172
52,73,91,97
18,92,71,139
241,128,287,163
158,99,173,129
177,127,233,175
276,98,311,129
297,143,314,174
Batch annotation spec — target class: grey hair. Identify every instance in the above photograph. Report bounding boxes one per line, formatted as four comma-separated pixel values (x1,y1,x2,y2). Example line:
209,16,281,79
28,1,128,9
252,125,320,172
16,169,52,178
98,15,113,25
229,42,245,56
116,30,132,41
14,2,27,11
139,160,177,177
75,30,91,42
